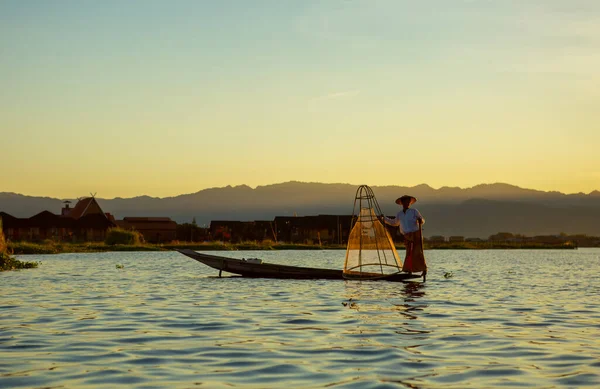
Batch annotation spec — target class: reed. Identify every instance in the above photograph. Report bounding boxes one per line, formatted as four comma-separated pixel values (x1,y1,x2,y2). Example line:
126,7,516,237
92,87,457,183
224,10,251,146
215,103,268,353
0,218,6,254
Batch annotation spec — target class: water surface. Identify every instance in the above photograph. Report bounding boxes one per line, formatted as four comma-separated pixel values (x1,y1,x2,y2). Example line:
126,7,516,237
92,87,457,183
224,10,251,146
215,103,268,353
1,249,599,388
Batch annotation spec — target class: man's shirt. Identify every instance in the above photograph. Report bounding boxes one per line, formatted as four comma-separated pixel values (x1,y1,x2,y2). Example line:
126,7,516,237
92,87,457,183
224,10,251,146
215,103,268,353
384,208,424,234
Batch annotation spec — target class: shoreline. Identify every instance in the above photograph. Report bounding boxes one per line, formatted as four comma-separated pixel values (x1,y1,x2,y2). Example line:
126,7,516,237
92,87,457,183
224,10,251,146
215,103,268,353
8,241,579,255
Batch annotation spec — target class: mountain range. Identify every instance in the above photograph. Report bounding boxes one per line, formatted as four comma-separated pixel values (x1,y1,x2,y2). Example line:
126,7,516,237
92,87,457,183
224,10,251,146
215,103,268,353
2,182,600,238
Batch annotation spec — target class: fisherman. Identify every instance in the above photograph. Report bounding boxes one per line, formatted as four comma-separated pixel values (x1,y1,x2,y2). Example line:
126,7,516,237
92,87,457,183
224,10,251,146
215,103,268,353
382,195,427,275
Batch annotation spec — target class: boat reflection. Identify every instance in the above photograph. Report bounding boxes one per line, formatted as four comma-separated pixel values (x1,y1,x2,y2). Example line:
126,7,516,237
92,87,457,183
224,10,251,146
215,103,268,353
341,281,431,343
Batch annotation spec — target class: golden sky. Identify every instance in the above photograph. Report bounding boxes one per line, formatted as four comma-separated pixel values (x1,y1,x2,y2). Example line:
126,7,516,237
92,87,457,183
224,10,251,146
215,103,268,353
1,1,599,198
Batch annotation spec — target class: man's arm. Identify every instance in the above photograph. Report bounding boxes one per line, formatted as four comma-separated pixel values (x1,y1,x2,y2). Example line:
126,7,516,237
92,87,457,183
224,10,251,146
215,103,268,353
415,209,425,225
384,213,405,234
383,215,400,227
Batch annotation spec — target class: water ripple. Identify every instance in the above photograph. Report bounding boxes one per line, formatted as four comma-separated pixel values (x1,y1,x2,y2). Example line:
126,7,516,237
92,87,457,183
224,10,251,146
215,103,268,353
1,249,600,388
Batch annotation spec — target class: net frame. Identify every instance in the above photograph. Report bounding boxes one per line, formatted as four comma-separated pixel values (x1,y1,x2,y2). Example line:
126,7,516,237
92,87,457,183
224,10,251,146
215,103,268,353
343,185,403,280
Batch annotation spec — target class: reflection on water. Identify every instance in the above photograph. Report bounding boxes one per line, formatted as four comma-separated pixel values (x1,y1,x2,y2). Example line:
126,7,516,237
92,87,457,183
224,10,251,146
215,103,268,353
1,249,600,388
402,281,426,300
396,282,428,322
343,280,428,322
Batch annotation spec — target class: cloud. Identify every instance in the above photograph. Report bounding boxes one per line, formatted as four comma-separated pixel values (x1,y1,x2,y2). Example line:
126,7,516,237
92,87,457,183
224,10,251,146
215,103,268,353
311,90,360,101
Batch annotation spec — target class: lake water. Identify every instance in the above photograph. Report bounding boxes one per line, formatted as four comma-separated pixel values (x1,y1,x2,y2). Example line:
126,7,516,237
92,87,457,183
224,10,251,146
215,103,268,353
1,249,599,388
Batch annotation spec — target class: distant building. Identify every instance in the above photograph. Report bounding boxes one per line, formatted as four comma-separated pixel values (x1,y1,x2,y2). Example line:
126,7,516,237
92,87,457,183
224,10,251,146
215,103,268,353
210,220,276,243
210,220,239,242
0,197,115,242
273,215,353,244
429,235,446,243
488,232,514,242
532,235,564,244
209,215,354,244
116,217,177,243
465,237,483,242
176,222,210,242
63,197,105,219
448,236,465,242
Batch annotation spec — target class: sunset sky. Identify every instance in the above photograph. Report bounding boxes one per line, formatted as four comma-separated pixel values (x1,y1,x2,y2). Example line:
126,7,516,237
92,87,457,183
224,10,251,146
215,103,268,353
1,1,599,198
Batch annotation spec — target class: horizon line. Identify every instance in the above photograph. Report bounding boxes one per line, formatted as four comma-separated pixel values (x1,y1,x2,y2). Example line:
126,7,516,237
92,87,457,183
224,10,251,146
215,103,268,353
1,181,599,201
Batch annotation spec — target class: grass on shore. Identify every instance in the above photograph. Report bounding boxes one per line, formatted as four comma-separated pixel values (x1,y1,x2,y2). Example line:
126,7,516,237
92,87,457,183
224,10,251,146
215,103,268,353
7,239,576,255
424,241,577,250
7,240,337,255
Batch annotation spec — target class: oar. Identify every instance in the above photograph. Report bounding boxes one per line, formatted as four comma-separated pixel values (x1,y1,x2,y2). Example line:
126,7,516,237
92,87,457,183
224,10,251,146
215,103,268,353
419,221,426,282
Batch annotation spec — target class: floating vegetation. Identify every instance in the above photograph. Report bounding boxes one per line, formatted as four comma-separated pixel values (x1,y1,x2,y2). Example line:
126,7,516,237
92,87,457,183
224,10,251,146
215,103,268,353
444,272,454,279
116,264,125,269
1,218,39,271
0,253,39,271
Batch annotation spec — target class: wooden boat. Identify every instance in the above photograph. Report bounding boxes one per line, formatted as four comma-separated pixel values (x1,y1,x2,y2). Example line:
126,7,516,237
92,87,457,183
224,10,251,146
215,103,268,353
176,249,423,282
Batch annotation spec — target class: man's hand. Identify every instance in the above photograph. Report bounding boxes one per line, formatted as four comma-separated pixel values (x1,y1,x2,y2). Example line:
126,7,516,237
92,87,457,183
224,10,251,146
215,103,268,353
417,218,423,225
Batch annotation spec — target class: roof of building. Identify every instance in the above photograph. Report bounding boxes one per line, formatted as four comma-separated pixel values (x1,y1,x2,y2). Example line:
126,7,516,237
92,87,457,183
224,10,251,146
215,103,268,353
28,210,61,227
77,213,115,228
68,197,106,220
0,211,22,228
0,211,18,222
28,211,76,228
29,210,58,219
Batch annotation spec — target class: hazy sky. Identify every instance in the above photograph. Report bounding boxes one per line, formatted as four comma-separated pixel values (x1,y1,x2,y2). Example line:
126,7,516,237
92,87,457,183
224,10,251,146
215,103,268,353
1,0,599,198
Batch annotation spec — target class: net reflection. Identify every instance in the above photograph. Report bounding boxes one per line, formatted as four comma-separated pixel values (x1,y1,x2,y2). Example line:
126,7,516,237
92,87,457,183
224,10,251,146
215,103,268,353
341,281,431,340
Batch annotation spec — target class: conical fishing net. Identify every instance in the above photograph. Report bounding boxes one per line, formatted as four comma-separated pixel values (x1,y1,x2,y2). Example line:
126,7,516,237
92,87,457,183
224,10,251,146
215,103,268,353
343,186,403,280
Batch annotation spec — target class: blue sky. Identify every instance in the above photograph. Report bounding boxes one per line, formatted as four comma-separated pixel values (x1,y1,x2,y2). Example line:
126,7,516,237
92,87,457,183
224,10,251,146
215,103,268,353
1,1,599,198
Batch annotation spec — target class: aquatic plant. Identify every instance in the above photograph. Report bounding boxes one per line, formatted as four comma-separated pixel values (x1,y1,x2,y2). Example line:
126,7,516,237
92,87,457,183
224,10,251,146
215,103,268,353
0,253,39,271
0,218,39,271
116,264,124,269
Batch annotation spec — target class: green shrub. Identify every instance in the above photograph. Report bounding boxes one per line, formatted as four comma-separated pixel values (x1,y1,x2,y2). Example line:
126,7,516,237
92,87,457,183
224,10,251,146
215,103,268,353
105,227,144,246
